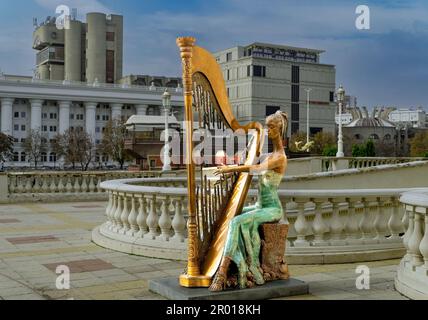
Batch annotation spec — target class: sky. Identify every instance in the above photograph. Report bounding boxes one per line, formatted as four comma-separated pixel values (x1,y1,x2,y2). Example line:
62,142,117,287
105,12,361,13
0,0,427,109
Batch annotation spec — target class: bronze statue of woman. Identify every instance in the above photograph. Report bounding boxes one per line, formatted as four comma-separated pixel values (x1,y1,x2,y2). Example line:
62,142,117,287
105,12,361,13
209,110,289,291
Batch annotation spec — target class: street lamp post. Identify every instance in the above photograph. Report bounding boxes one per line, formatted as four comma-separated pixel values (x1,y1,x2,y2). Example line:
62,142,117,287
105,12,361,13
336,85,345,158
304,88,312,146
162,89,172,171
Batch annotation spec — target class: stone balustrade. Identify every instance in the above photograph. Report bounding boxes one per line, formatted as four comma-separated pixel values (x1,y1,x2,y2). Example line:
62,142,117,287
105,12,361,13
93,177,428,264
395,190,428,299
0,171,186,203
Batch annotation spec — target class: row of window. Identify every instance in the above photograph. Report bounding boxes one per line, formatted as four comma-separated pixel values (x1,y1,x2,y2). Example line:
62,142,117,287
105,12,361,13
12,152,57,163
41,125,58,132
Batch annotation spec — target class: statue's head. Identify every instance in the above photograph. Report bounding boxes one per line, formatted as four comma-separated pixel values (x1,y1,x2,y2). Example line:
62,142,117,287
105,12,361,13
266,110,289,141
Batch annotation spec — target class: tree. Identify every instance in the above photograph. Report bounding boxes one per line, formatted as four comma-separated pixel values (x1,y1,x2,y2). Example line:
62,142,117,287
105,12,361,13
322,145,337,156
23,129,47,169
410,132,428,157
365,140,376,157
0,133,13,163
53,129,95,171
312,131,336,155
98,119,131,170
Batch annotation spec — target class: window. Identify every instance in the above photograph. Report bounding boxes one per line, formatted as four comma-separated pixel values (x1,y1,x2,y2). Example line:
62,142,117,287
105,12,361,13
310,127,323,135
291,122,299,134
49,153,57,162
20,152,26,162
42,113,48,119
96,140,100,145
226,52,232,62
50,126,57,132
330,91,335,102
102,127,106,133
41,152,47,162
41,138,47,144
247,65,251,77
70,114,74,120
50,113,57,120
42,125,48,132
76,114,84,120
102,155,109,162
13,138,18,143
96,127,100,133
291,104,299,122
13,152,19,162
106,50,115,84
354,134,362,140
227,69,230,80
96,115,100,121
14,124,19,131
21,125,26,131
21,112,26,118
384,134,391,141
21,138,26,143
266,106,280,116
102,115,110,121
227,87,230,98
291,85,300,102
14,112,19,118
253,65,266,77
292,66,300,84
369,134,379,140
106,32,115,42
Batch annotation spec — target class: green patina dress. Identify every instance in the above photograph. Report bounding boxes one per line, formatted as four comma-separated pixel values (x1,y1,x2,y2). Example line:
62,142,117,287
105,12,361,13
223,169,284,284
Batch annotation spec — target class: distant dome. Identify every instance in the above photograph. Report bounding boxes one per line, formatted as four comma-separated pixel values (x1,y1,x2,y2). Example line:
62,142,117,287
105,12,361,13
346,117,395,128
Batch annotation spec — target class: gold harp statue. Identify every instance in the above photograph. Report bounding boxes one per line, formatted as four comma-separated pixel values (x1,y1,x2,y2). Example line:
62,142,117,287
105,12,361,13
177,37,289,291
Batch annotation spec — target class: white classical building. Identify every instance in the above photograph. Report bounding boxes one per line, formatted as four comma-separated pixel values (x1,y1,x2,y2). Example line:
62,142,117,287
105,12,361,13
0,76,184,168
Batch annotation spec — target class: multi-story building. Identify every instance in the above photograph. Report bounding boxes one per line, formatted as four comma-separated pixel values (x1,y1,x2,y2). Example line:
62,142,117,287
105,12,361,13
33,12,123,83
388,108,428,129
214,42,336,137
118,75,182,89
0,75,184,168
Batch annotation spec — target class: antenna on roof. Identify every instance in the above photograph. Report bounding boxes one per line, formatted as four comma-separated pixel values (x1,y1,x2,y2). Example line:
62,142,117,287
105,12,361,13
71,8,77,20
33,18,38,27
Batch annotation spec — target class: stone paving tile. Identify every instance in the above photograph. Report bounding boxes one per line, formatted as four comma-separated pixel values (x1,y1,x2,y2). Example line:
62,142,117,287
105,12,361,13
0,201,410,300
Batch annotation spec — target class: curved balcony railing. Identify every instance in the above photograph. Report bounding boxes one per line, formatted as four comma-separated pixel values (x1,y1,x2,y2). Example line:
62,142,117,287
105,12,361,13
92,177,428,264
395,190,428,299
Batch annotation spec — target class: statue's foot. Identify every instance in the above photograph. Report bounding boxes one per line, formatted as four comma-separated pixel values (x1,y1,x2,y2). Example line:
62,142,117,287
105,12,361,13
209,272,226,292
238,272,247,289
249,265,265,285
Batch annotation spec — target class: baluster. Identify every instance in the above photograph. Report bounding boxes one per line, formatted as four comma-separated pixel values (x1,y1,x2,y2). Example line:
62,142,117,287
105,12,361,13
146,196,159,239
388,197,403,241
329,199,345,245
112,193,123,232
33,175,40,193
157,197,172,241
107,193,117,228
126,194,139,236
25,176,33,193
105,192,113,226
65,175,73,193
136,196,148,237
293,199,310,247
81,175,88,193
88,175,95,193
49,175,57,193
419,212,428,269
359,199,377,244
15,176,24,193
119,194,131,234
171,197,186,242
8,175,15,194
408,210,424,266
373,198,388,242
73,176,81,193
41,175,50,193
402,205,414,262
312,199,328,246
345,198,361,245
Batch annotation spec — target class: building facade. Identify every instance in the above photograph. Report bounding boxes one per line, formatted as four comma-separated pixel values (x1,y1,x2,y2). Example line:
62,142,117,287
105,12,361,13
0,76,184,168
33,13,123,83
214,42,336,137
388,108,428,129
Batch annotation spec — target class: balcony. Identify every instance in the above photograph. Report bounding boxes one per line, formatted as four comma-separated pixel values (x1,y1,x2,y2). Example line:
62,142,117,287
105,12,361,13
36,46,64,66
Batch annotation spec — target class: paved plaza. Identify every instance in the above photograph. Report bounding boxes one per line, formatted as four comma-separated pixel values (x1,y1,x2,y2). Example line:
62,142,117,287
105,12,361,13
0,201,408,300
